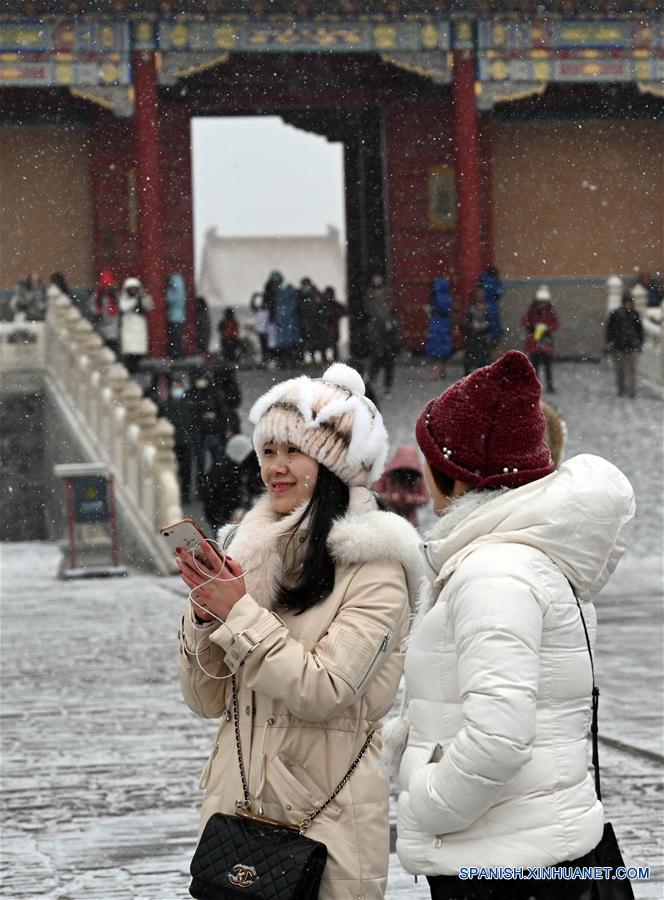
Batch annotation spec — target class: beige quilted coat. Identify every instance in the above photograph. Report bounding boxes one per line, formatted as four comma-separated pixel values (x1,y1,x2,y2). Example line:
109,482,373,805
179,487,422,899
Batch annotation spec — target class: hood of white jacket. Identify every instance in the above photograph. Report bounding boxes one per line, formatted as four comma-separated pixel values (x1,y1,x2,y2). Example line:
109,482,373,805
219,485,423,611
421,454,635,601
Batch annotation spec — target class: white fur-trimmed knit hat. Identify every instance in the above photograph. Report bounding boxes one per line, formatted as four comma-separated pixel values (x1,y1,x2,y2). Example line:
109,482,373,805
249,363,389,487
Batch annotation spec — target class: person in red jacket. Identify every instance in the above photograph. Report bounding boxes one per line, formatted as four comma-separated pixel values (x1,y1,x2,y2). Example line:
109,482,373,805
521,284,559,393
218,307,240,362
372,444,429,526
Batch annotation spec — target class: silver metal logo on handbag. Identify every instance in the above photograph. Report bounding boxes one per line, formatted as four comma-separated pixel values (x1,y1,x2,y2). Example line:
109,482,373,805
228,863,258,887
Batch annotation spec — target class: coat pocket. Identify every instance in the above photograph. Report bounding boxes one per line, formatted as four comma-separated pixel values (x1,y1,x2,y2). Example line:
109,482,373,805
268,754,343,820
322,625,394,695
355,630,393,695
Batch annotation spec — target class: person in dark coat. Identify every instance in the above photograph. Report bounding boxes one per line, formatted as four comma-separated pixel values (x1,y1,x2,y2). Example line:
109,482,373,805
159,376,195,503
322,286,346,361
190,367,234,497
145,370,173,408
218,307,241,363
522,284,559,393
203,433,264,532
298,277,328,364
195,295,211,356
367,306,403,398
425,277,454,380
462,289,493,375
363,272,391,318
605,292,644,398
11,273,46,321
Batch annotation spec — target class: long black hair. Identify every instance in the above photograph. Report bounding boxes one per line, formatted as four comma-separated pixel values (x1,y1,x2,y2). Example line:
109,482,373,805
274,464,350,615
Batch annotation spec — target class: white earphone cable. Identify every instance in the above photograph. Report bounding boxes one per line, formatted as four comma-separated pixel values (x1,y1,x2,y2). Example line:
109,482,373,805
186,538,253,681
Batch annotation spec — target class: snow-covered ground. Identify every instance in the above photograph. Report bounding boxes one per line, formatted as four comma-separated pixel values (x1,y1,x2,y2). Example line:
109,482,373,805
1,359,662,899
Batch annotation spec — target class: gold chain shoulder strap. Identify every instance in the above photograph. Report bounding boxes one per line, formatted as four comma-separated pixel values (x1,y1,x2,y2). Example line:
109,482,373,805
230,674,374,834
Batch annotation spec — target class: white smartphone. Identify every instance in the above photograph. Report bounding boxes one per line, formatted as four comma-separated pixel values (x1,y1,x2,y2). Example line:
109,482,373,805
160,518,222,560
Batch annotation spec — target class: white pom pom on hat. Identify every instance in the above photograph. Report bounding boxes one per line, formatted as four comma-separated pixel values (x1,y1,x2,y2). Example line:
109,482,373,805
249,363,388,487
321,362,366,397
225,433,253,465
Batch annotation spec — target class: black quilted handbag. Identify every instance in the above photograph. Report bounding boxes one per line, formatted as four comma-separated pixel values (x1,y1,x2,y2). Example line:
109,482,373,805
189,674,374,899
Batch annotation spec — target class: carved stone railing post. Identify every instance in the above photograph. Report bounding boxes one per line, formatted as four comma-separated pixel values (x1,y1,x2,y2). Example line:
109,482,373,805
99,364,130,457
88,346,119,439
137,399,160,506
112,381,144,480
150,417,181,529
43,292,183,571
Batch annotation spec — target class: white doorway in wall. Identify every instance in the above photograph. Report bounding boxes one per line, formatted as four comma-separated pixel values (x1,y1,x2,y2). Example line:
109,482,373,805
191,116,347,356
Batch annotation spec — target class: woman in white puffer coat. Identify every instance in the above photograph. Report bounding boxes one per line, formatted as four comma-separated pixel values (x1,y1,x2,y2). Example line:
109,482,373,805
395,351,635,900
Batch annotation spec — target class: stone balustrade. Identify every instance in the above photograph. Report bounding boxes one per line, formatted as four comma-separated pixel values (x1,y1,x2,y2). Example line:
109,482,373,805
44,294,182,572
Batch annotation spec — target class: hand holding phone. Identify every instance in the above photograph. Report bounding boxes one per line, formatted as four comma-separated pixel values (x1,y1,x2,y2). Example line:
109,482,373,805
163,518,246,621
160,518,222,561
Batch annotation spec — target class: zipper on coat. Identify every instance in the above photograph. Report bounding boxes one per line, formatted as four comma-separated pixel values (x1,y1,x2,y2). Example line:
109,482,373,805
355,630,392,695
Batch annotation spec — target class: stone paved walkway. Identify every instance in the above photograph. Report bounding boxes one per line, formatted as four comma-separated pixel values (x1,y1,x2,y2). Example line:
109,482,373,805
1,543,662,899
2,358,663,899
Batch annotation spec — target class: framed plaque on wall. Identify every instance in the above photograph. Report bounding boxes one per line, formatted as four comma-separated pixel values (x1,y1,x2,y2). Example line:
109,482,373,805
428,165,457,230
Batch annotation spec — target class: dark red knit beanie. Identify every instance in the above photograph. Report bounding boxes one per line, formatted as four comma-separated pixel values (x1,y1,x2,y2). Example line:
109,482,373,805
415,350,555,490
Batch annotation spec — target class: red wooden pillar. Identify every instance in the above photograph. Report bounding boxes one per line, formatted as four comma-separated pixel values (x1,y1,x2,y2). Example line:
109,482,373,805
133,49,167,357
452,50,483,310
479,115,495,270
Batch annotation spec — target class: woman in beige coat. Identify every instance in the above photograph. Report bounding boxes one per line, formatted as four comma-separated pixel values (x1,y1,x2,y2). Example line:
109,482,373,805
177,363,422,899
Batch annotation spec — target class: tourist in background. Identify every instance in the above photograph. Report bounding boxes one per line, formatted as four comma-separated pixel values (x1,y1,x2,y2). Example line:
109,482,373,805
364,272,391,318
298,277,328,365
190,367,226,498
159,375,195,504
45,272,71,318
605,292,643,398
462,288,492,374
478,266,504,357
203,433,254,532
145,370,173,408
48,272,71,301
250,290,270,365
218,307,241,363
195,295,211,357
266,271,300,369
91,269,120,355
165,272,187,359
118,276,153,375
10,272,47,322
372,445,429,527
522,284,559,394
323,285,346,361
425,277,454,380
367,305,403,400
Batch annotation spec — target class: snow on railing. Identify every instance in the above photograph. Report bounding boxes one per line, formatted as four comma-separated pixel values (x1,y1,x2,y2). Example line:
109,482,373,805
45,294,181,573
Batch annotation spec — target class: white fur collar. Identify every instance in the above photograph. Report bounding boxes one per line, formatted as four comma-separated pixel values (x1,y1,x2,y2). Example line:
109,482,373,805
219,486,423,611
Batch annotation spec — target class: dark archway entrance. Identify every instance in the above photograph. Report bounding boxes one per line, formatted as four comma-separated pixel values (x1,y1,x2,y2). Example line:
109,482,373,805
163,52,407,354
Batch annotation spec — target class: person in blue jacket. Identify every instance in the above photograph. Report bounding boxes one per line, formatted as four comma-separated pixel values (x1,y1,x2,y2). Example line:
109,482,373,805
478,266,504,354
166,272,187,359
425,277,454,380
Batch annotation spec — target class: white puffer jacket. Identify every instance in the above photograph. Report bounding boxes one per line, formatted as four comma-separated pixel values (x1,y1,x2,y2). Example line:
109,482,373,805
396,454,635,875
